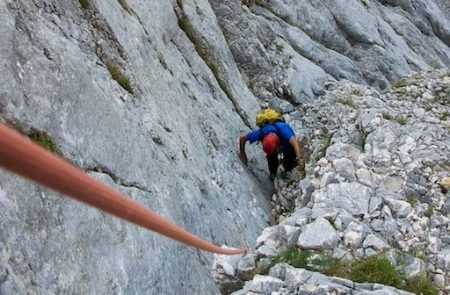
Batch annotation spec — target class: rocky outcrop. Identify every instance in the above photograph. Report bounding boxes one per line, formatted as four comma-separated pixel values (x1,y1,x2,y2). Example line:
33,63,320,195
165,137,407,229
213,69,450,294
210,0,449,102
233,264,415,295
0,1,270,294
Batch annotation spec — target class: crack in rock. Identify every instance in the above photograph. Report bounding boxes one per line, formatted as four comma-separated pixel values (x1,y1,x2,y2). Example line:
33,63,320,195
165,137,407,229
86,164,152,194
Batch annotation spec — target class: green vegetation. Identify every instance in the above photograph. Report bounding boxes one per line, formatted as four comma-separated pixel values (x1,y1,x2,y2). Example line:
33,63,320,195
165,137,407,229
107,63,134,94
79,0,90,9
396,116,407,125
351,88,364,96
349,256,402,287
335,97,356,109
271,249,341,274
272,248,310,268
207,62,220,82
439,111,448,121
424,104,433,112
29,130,57,153
405,276,438,295
272,249,401,286
178,18,195,42
118,0,131,12
382,112,393,121
316,130,332,161
424,205,433,218
271,248,438,295
406,195,417,207
280,15,291,23
391,78,408,89
276,44,284,52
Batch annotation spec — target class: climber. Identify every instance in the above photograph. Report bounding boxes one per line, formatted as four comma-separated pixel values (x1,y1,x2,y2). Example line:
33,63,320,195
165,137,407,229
238,118,305,180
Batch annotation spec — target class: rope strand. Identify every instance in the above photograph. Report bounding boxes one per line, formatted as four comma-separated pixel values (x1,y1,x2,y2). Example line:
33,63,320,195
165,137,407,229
0,123,246,255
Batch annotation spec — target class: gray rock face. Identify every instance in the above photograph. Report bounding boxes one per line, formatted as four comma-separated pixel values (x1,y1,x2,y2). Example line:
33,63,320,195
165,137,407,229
210,0,450,101
1,0,449,294
0,1,270,294
437,249,450,271
312,182,374,217
297,217,341,250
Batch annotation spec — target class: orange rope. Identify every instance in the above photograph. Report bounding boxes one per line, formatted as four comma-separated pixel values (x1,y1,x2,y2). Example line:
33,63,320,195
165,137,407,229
0,123,246,255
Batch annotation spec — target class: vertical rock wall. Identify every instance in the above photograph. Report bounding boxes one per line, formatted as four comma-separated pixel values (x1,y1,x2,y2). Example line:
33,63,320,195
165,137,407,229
0,0,270,294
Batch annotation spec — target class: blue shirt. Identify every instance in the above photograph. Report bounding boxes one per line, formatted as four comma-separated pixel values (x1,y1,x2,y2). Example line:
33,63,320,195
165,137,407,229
246,122,295,152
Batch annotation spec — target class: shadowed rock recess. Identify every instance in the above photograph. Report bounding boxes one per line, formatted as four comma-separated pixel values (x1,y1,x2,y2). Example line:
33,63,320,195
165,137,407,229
0,0,448,294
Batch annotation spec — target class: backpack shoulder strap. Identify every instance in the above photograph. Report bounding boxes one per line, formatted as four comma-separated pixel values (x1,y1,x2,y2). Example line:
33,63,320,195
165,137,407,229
273,122,282,136
259,122,283,141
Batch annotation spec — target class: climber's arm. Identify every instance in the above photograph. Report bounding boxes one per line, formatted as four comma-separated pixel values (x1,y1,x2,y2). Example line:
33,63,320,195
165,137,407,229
289,136,305,171
239,134,248,165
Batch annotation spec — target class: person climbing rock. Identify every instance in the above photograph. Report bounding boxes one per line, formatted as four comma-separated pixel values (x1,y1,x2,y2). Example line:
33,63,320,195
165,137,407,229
238,108,305,180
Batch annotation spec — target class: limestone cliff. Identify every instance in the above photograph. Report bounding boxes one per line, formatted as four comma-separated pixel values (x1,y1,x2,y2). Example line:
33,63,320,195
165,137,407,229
0,0,448,294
